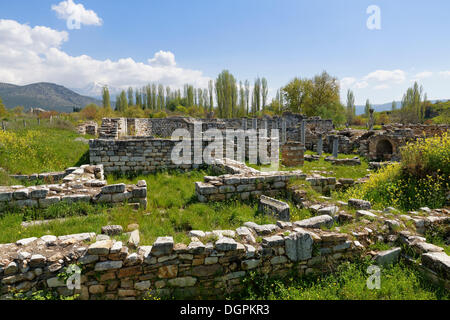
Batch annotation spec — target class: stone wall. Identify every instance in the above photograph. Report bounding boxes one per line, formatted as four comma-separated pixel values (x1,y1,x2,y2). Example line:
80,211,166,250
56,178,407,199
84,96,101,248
0,165,147,212
281,142,305,167
0,220,359,300
89,136,276,175
195,159,306,202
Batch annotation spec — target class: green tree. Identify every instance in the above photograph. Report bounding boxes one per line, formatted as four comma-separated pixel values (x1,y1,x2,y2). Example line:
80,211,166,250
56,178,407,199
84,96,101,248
346,89,356,124
127,87,134,106
0,97,7,118
215,70,238,118
261,77,268,110
391,100,397,111
365,99,371,118
400,82,426,123
102,86,111,110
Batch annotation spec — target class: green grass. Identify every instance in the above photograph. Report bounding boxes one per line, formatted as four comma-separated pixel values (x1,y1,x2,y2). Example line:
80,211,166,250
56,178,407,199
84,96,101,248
0,170,277,245
0,118,91,178
238,259,449,300
248,152,370,180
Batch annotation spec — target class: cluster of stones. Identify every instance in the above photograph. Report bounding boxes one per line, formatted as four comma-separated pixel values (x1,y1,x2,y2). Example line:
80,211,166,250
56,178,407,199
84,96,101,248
77,121,98,136
0,165,148,212
195,159,306,203
0,215,361,300
324,156,361,166
281,141,305,167
10,171,68,183
305,175,337,194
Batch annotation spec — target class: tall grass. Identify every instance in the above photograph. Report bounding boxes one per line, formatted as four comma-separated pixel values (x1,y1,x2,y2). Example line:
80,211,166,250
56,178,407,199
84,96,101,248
0,119,90,175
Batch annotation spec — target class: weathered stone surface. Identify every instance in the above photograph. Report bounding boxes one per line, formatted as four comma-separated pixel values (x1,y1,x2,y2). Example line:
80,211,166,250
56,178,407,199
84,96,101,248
151,237,174,256
127,230,140,249
30,188,49,199
158,265,178,279
47,277,66,288
413,242,445,254
258,195,290,221
79,254,99,265
241,259,261,270
294,215,334,229
318,206,339,216
348,198,371,210
235,226,256,243
191,264,223,277
16,237,37,246
262,235,284,247
101,184,126,194
285,231,313,261
356,210,378,219
29,254,46,267
189,230,206,238
4,262,18,276
94,260,123,271
101,225,123,236
215,237,237,251
168,276,197,287
422,252,450,278
88,240,113,256
374,247,401,266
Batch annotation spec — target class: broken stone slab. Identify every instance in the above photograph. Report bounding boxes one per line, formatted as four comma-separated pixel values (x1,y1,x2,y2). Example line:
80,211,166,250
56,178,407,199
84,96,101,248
235,226,256,243
258,195,290,221
262,235,284,247
243,222,280,236
101,225,123,236
413,242,445,254
30,188,49,199
294,215,334,229
348,198,371,210
215,237,238,251
421,252,450,278
16,237,38,246
356,210,378,219
318,206,339,216
127,230,140,249
88,240,113,256
285,230,313,261
374,247,401,266
189,230,206,238
151,237,174,256
57,232,96,242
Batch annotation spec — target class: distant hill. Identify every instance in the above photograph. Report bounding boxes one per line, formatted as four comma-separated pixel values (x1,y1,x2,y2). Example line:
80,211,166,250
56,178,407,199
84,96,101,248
355,99,449,115
0,82,102,113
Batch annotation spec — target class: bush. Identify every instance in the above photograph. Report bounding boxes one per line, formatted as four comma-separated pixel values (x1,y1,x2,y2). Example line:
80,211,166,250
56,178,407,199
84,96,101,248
345,133,449,210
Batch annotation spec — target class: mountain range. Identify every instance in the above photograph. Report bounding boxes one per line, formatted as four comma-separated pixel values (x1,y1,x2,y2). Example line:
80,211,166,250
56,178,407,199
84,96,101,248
0,82,102,113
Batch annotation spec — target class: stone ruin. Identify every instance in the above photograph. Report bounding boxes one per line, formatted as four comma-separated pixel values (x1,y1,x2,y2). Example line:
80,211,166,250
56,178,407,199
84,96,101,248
0,165,147,213
77,121,98,136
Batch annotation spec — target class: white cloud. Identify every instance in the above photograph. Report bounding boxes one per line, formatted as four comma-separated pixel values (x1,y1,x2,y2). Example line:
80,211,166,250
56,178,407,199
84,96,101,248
0,19,210,96
363,69,406,83
148,51,176,67
439,71,450,77
413,71,433,80
339,77,356,88
374,84,389,90
354,81,368,89
51,0,102,29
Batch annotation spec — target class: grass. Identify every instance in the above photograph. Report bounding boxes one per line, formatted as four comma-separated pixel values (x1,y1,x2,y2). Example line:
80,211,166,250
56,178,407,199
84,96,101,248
0,170,278,245
248,151,370,180
0,118,91,179
238,258,449,300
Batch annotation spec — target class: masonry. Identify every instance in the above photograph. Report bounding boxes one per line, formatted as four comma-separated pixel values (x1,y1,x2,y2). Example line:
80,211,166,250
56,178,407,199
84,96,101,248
0,165,148,212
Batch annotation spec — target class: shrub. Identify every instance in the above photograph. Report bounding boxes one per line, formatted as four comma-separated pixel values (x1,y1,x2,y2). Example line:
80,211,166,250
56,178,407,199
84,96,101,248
345,134,449,210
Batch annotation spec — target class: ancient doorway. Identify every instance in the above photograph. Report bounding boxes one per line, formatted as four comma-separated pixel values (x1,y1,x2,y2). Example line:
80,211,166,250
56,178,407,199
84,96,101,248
376,139,393,160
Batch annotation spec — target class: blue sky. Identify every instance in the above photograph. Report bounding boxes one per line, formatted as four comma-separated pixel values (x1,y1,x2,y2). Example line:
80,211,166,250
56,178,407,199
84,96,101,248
0,0,449,104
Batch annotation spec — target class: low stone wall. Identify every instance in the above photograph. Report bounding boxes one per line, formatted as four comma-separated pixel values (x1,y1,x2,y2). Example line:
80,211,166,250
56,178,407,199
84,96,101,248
0,165,147,212
0,220,359,300
195,159,306,202
305,176,337,194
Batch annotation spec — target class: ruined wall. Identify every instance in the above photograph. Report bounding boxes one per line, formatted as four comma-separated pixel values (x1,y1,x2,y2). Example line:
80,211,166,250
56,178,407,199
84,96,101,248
0,165,147,212
89,137,276,175
0,222,358,300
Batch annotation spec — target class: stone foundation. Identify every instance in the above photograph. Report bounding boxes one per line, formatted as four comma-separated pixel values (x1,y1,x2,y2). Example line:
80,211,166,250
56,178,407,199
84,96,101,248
281,142,305,167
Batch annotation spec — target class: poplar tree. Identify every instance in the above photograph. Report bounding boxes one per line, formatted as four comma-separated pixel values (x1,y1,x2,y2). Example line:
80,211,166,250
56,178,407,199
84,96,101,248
102,86,111,110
